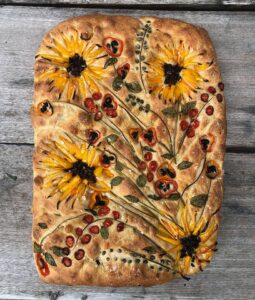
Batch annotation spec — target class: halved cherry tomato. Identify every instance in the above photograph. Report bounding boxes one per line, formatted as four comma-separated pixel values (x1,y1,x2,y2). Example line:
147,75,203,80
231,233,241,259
129,128,141,143
84,98,98,113
89,191,109,209
117,63,130,79
141,128,157,146
154,178,178,198
36,253,49,277
88,129,101,145
101,94,117,112
102,37,124,57
157,162,176,179
199,133,215,152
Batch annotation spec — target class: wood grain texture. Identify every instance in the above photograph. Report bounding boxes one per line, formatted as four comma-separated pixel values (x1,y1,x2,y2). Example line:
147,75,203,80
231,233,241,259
0,145,255,299
0,7,255,148
2,0,255,7
222,0,255,5
0,0,219,6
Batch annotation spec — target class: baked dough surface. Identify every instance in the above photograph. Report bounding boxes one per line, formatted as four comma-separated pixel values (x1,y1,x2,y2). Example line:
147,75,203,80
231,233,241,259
32,15,226,286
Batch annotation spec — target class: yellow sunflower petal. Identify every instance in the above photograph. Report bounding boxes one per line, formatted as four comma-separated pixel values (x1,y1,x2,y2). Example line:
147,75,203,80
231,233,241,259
88,147,97,165
94,166,103,177
102,168,114,178
200,223,218,243
90,180,111,192
57,173,72,187
47,152,72,169
60,175,81,193
193,217,206,235
81,144,88,163
183,256,191,274
156,234,180,246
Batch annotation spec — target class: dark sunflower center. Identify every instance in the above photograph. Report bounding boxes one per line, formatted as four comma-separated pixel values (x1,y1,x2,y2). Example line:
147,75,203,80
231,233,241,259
180,234,201,258
163,63,182,86
67,53,87,77
67,160,96,183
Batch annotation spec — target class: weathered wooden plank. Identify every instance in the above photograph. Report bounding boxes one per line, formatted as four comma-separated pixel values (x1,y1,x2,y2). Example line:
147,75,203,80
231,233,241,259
0,7,255,148
0,144,255,299
0,0,220,6
222,0,255,5
3,0,255,8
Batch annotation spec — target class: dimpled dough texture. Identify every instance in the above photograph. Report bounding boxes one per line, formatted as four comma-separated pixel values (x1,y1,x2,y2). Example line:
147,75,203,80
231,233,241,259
31,15,226,286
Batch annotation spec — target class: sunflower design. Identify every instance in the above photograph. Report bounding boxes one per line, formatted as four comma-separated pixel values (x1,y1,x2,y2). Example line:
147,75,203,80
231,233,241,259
37,30,106,101
157,203,218,275
41,135,113,207
146,41,209,103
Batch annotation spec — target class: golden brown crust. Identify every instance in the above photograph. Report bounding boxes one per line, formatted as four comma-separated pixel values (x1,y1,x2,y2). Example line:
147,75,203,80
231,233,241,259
32,15,226,286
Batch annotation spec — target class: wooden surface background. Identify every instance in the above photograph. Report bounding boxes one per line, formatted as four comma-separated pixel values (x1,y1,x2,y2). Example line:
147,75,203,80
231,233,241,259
0,1,255,299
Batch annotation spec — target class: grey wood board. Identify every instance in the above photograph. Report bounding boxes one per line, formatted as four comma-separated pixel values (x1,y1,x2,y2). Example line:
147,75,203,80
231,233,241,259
0,145,255,299
0,7,255,148
222,0,255,5
0,0,220,6
2,0,255,7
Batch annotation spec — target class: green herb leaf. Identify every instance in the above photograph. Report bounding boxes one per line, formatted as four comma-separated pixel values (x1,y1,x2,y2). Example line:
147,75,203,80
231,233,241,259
190,194,208,208
124,195,139,203
38,223,48,229
104,57,118,68
147,194,162,201
162,107,178,118
44,252,57,266
51,246,65,257
125,81,142,93
106,134,119,144
136,174,147,187
178,161,193,170
84,208,98,216
142,246,157,254
100,227,109,240
181,101,196,114
142,146,156,153
5,173,17,181
115,161,125,172
112,76,123,91
33,242,43,253
161,153,174,160
111,176,124,187
168,193,181,200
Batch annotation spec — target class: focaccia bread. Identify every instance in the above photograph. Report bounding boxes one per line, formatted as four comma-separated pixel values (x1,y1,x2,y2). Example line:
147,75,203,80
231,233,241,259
31,15,226,286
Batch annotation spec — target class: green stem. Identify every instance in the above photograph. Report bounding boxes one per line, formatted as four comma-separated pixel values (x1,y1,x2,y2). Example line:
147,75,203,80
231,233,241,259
198,178,212,222
109,144,140,175
150,109,173,152
138,25,150,93
40,212,87,245
119,104,146,129
114,170,180,226
181,154,207,198
173,101,180,164
73,216,110,249
109,195,156,227
119,223,175,263
176,96,214,158
158,141,172,154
